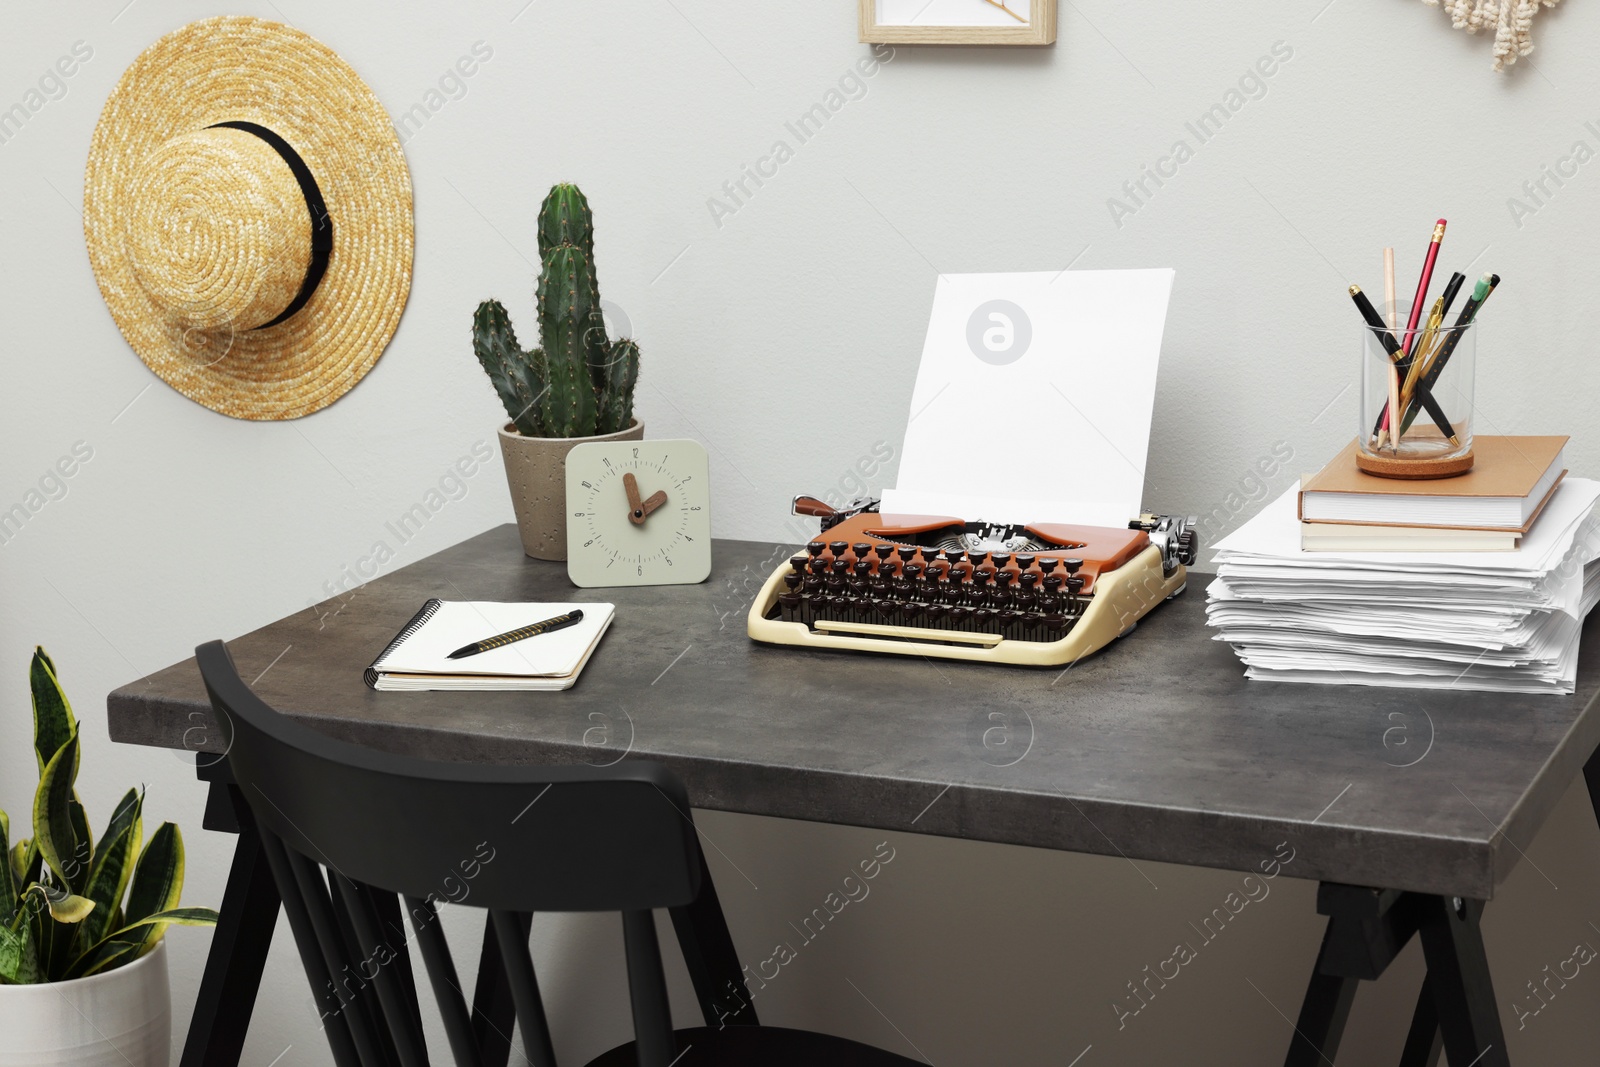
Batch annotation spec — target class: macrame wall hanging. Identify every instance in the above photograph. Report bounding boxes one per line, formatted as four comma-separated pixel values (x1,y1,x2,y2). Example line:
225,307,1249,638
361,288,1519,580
1424,0,1562,71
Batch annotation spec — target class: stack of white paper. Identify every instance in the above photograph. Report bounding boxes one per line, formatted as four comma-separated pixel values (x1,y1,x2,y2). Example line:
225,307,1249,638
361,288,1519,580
1206,479,1600,694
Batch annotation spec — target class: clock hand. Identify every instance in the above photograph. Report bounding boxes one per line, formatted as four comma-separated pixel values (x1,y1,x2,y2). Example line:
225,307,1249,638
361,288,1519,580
640,490,668,517
623,472,644,513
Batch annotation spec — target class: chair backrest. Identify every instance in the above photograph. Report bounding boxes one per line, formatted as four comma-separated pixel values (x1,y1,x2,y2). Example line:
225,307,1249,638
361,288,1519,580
197,639,698,1067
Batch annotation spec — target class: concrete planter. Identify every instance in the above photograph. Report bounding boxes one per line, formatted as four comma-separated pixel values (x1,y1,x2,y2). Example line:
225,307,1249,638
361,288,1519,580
0,940,170,1067
498,419,644,560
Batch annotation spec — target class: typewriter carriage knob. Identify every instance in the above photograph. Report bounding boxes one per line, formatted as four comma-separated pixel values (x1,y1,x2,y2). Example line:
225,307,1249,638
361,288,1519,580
1130,513,1200,577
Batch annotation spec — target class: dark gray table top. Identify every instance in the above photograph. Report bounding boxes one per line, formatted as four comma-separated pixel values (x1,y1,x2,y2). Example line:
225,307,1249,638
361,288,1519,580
108,525,1600,899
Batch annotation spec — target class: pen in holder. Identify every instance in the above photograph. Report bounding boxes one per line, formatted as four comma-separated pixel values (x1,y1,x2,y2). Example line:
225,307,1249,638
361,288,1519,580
1357,301,1476,479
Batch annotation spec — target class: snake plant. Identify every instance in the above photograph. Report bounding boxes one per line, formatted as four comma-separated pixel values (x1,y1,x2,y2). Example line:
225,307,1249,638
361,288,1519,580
473,183,641,438
0,647,216,984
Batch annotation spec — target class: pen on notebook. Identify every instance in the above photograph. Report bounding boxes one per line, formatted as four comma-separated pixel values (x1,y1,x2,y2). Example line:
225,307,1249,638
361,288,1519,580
446,610,585,659
1349,285,1459,446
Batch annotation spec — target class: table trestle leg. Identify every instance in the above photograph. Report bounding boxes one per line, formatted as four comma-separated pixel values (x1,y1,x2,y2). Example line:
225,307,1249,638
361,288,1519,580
1284,883,1506,1067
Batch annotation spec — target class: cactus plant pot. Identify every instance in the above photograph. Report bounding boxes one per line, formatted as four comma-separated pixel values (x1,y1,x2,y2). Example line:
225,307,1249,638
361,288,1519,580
500,418,644,560
0,940,170,1067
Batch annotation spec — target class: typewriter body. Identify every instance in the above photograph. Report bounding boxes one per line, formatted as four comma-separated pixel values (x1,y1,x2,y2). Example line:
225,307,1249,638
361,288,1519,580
747,497,1198,666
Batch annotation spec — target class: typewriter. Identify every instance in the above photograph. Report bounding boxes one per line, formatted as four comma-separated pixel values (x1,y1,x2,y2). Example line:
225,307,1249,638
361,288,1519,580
747,496,1198,666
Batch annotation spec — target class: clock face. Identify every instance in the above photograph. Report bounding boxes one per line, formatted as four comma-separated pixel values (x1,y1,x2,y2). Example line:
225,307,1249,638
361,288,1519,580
565,439,712,588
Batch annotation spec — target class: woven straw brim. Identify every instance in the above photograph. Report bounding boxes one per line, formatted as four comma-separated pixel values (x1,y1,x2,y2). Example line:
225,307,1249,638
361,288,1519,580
84,16,413,420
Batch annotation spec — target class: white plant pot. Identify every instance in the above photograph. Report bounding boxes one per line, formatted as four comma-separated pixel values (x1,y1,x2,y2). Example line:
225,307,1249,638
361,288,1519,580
0,940,170,1067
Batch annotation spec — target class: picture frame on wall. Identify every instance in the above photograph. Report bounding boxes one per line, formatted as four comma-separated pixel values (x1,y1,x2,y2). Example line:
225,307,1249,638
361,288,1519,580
859,0,1057,46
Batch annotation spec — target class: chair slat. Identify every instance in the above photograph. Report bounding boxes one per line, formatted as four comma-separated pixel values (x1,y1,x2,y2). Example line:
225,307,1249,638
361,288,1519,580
334,873,430,1067
371,889,427,1036
284,845,391,1066
490,910,558,1067
404,895,485,1067
258,828,366,1067
470,912,519,1067
623,910,677,1067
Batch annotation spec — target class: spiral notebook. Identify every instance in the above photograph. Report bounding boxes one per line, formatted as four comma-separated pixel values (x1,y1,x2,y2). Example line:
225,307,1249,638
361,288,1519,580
364,600,615,692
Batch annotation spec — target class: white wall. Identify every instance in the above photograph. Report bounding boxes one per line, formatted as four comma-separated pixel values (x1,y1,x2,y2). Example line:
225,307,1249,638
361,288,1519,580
4,0,1600,1062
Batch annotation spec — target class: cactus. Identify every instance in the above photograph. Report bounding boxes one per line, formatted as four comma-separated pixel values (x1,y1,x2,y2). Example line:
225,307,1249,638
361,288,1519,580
471,183,640,439
598,339,639,435
537,244,601,438
537,183,594,260
471,300,544,436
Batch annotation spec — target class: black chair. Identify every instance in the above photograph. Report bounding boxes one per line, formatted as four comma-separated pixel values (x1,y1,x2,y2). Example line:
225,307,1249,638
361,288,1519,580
197,640,921,1067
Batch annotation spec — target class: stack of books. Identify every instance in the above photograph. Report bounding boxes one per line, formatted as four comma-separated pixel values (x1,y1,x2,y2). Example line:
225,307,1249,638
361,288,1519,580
1299,436,1568,552
1205,438,1600,694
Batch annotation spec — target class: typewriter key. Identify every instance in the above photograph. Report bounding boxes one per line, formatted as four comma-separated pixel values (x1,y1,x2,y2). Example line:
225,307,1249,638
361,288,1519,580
1038,557,1059,575
783,572,801,591
854,559,872,576
992,552,1012,569
1062,558,1084,575
829,540,848,556
807,541,825,558
853,542,871,559
969,550,989,567
1016,553,1036,570
873,544,893,561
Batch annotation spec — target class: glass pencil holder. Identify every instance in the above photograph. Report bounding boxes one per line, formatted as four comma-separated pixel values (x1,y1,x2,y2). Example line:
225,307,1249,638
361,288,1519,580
1357,305,1476,478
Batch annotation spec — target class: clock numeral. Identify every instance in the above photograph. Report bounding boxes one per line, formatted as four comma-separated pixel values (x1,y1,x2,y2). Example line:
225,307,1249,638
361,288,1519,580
666,557,673,566
584,539,595,547
573,512,585,518
632,447,639,458
581,480,593,489
603,458,611,468
637,564,643,576
690,506,701,511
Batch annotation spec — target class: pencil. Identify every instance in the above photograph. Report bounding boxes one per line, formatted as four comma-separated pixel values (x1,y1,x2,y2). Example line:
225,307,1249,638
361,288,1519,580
1382,249,1400,450
1379,220,1446,443
1398,272,1496,436
1400,220,1447,357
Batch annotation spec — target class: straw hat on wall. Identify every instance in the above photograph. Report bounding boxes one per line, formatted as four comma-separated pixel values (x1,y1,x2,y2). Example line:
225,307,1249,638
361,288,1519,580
84,16,413,420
